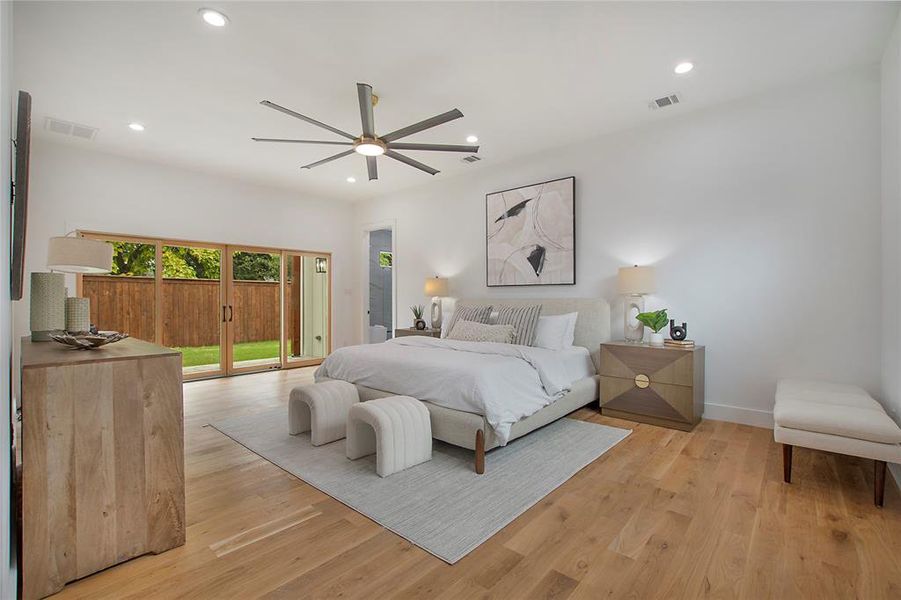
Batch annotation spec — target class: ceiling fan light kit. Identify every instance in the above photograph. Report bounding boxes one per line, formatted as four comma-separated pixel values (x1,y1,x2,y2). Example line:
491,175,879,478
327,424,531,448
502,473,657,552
253,83,479,181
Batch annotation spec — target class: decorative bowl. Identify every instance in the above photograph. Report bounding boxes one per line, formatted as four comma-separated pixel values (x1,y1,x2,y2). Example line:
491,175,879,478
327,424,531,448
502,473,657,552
49,330,129,350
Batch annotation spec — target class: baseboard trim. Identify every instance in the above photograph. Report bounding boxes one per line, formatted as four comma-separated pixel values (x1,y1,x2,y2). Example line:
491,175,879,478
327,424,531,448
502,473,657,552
704,402,774,429
890,463,901,495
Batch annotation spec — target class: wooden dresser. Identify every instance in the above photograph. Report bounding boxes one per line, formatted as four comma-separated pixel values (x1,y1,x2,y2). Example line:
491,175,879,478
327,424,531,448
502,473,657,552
19,337,185,600
599,341,705,431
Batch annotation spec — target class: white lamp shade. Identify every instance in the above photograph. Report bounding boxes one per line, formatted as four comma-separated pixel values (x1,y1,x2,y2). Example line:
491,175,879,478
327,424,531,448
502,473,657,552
47,237,113,274
424,277,448,297
618,265,656,294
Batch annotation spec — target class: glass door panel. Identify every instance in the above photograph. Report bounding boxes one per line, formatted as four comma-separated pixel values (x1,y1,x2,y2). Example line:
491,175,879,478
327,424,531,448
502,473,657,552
81,238,157,342
161,243,224,377
229,249,282,372
285,253,330,364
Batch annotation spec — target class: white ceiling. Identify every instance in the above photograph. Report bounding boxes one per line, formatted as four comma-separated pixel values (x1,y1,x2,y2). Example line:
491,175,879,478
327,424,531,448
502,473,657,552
14,1,899,202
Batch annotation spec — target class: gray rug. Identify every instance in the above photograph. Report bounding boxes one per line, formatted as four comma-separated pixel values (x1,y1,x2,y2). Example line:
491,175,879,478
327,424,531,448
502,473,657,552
210,409,630,563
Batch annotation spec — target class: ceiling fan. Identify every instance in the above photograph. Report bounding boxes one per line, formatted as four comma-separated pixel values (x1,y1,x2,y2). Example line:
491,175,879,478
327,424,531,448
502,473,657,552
252,83,479,181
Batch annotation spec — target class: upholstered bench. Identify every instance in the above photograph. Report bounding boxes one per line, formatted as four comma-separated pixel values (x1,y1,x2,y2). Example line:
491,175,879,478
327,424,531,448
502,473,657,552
774,379,901,506
288,380,359,446
345,395,432,477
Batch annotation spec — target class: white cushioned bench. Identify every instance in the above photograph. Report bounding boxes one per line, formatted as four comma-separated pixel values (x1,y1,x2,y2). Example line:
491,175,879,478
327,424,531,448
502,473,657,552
288,380,359,446
346,395,432,477
774,379,901,506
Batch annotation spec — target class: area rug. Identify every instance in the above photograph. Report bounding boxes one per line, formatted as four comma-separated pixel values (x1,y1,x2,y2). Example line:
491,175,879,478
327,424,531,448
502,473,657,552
210,408,630,563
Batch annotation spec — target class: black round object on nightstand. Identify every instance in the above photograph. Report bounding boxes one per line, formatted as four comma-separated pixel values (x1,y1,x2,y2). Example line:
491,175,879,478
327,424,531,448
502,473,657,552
670,320,687,341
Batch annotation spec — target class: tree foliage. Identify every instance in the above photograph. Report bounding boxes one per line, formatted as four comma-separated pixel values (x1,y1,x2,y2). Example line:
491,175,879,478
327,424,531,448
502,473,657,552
109,242,279,281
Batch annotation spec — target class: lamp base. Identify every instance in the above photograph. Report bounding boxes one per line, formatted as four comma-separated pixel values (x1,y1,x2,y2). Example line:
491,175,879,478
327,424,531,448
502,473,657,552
624,294,645,343
430,297,443,330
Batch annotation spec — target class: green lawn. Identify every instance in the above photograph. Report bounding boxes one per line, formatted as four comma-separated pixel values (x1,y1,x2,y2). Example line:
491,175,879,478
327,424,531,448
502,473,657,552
175,340,280,368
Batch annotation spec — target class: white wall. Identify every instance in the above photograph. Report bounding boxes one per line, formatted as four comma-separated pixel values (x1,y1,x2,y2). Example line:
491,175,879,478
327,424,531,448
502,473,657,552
16,139,358,355
882,13,901,488
0,1,14,596
355,68,883,426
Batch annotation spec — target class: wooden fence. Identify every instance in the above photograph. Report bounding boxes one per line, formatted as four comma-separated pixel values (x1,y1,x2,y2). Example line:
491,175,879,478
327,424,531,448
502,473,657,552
83,275,289,347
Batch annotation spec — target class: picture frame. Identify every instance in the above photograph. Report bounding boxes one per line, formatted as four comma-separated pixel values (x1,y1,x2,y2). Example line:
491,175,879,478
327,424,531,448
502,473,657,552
485,176,575,287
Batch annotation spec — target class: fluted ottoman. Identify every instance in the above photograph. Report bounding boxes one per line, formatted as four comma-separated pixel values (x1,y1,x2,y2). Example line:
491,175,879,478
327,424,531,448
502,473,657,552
345,395,432,477
288,380,359,446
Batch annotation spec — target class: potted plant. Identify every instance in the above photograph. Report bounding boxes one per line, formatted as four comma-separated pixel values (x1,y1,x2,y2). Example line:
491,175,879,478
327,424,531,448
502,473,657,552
636,309,668,346
411,304,427,330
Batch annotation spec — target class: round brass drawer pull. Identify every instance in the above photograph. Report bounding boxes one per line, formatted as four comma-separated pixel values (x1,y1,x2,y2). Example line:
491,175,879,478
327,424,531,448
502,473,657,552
634,374,650,389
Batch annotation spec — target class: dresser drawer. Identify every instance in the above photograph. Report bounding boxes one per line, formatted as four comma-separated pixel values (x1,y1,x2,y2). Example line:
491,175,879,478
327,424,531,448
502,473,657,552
599,344,695,387
600,375,695,425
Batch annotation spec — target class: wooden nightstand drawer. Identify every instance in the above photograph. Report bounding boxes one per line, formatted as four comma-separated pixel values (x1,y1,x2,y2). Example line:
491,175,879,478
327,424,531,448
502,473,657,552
599,341,705,431
600,375,694,427
599,344,695,387
394,328,441,338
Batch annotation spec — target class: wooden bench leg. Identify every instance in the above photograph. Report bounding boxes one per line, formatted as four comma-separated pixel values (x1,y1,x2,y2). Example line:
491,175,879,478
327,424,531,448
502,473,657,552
875,460,886,508
475,430,485,475
783,444,792,484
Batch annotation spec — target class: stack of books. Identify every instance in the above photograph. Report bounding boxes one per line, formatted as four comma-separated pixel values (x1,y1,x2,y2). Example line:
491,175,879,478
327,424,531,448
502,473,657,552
664,339,695,349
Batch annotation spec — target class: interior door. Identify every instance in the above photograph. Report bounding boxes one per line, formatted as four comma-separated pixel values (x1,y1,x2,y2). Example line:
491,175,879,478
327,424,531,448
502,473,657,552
226,246,283,374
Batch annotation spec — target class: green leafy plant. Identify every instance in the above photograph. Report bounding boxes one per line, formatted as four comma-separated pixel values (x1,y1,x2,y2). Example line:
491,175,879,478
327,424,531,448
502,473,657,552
410,304,425,320
636,309,669,333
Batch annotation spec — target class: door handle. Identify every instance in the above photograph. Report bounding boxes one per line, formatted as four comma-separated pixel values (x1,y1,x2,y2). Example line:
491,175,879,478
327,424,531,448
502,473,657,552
222,305,227,323
228,305,234,322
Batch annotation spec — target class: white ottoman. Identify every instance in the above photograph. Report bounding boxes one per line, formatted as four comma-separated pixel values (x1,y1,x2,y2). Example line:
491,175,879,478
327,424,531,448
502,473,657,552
288,380,359,446
346,395,432,477
775,379,901,507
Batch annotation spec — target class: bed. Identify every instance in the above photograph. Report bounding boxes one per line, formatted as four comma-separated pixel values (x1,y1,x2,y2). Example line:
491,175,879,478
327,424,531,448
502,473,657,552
316,298,610,473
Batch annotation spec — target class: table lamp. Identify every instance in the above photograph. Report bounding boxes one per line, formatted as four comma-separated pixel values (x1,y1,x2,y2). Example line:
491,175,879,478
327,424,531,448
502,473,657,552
424,276,448,330
618,265,655,343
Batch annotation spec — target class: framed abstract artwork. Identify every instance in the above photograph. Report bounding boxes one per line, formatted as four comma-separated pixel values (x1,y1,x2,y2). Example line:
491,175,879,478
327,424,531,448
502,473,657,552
486,176,575,286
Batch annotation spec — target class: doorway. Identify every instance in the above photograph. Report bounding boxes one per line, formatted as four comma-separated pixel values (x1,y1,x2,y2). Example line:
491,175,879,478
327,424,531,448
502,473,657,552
364,225,394,343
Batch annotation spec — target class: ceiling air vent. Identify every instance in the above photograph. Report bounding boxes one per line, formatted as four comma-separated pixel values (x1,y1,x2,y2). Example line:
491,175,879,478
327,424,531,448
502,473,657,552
461,155,481,164
648,93,682,111
44,117,98,141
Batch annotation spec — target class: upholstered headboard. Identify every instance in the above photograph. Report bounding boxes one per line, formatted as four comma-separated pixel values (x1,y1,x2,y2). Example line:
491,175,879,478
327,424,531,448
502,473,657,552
457,297,611,371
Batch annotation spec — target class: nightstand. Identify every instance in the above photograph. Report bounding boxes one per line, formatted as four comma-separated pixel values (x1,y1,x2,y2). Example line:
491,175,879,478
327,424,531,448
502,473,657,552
394,327,441,338
599,341,705,431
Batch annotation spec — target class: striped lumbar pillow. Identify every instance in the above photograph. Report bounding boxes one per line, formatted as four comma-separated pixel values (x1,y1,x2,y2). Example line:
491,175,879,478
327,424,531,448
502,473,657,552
443,305,492,337
495,304,543,346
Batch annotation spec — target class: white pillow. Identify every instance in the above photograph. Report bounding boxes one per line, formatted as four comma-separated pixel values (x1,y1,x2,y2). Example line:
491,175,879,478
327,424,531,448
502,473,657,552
440,309,454,338
533,312,579,350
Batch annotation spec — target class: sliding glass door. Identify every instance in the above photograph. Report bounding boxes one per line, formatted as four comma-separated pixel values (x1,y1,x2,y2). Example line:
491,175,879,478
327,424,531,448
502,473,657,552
227,248,282,373
284,252,330,366
78,232,330,380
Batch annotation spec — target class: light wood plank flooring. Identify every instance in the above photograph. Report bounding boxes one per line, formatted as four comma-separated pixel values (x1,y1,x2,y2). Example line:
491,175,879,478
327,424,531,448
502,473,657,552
50,368,901,599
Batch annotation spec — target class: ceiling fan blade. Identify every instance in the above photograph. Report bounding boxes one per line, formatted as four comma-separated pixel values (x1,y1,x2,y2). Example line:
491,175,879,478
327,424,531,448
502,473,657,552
381,109,464,143
366,156,378,181
260,100,356,140
301,149,355,169
387,142,478,153
385,150,439,176
357,83,375,138
252,138,352,145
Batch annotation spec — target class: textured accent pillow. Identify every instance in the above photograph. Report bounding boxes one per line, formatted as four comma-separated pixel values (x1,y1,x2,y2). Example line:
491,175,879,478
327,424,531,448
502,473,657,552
443,304,492,338
447,320,516,344
495,304,542,346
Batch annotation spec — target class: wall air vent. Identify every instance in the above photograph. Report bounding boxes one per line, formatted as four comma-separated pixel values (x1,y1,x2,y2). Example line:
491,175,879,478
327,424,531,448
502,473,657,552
648,93,682,111
461,155,481,163
44,117,98,140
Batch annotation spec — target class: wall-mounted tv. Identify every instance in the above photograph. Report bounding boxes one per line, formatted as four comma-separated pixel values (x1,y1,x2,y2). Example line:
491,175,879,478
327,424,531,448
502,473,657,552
10,90,31,301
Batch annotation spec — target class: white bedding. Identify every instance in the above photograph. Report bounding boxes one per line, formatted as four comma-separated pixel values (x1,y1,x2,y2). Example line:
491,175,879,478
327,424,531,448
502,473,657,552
315,337,590,444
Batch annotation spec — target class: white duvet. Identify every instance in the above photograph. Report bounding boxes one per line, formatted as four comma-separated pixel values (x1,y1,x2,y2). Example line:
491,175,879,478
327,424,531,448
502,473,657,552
314,336,575,444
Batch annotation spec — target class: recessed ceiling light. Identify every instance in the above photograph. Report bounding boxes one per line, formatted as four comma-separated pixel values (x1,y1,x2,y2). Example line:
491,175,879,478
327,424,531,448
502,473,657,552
466,135,478,143
346,176,356,183
128,122,145,131
674,62,694,75
200,8,229,27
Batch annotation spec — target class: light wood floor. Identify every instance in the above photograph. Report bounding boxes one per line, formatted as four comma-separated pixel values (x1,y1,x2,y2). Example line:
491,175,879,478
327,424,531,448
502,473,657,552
50,368,901,599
